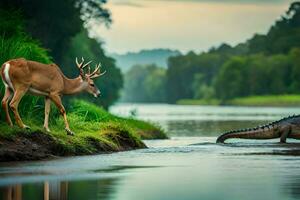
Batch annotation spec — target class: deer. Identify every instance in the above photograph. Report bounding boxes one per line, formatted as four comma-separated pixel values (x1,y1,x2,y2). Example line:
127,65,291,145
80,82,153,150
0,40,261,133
1,57,105,135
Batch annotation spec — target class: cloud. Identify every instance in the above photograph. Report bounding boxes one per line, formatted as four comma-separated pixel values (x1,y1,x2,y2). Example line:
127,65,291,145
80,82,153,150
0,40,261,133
111,0,144,7
111,0,293,6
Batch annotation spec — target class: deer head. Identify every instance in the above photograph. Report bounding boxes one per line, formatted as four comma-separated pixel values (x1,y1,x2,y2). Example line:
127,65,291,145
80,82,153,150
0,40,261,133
75,57,106,97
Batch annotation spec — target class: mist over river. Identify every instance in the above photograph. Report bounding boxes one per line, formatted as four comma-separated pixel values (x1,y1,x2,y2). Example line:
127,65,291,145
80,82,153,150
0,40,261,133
1,104,300,200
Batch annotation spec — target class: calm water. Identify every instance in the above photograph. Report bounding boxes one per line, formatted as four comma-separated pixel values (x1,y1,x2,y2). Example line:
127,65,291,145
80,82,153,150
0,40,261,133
2,104,300,200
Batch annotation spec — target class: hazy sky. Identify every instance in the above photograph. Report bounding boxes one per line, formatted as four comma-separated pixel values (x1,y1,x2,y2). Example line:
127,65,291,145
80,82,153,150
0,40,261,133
94,0,293,54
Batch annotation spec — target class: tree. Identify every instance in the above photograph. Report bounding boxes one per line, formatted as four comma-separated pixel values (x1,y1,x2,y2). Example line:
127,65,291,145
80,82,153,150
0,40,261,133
144,67,166,102
166,51,225,103
193,73,215,100
214,57,246,100
289,48,300,93
0,0,111,64
247,1,300,54
121,64,166,103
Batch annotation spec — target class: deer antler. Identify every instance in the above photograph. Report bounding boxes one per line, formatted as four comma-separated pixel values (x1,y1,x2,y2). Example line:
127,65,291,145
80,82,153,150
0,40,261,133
88,63,106,79
75,57,92,76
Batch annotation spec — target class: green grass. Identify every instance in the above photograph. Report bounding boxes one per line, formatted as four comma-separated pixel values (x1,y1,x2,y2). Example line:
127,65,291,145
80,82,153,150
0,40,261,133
0,100,167,156
70,100,167,139
227,95,300,107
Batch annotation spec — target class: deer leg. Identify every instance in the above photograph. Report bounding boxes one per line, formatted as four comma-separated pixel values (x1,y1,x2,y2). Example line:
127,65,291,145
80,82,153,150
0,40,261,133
9,88,29,129
2,87,13,126
43,97,51,132
49,94,74,135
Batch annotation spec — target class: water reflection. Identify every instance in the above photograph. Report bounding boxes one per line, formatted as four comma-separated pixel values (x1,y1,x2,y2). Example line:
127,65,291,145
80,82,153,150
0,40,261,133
0,179,119,200
0,182,63,200
1,185,22,200
283,175,300,200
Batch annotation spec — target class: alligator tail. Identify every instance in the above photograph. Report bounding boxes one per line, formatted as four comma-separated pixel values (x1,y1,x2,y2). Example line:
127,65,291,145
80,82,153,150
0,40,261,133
216,125,277,143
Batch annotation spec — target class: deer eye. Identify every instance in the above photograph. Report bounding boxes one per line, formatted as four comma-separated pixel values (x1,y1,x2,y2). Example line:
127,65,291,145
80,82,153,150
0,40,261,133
90,83,95,87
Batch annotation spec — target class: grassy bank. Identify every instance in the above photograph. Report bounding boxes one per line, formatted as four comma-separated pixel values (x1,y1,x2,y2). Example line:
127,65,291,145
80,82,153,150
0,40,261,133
226,95,300,107
177,95,300,107
0,100,167,161
177,99,221,105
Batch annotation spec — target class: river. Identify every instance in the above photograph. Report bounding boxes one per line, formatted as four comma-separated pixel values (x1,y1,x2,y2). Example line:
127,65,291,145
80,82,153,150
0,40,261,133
1,104,300,200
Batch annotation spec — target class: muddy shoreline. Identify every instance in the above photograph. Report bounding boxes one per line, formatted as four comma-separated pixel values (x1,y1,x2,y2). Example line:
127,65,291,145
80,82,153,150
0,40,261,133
0,131,147,162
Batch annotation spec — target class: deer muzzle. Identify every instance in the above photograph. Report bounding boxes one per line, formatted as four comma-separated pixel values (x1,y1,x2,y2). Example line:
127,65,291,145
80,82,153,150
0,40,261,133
94,89,101,98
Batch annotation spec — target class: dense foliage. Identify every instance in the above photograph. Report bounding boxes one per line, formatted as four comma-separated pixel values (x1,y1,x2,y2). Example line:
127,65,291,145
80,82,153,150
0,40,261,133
214,50,300,100
0,1,122,108
166,52,226,103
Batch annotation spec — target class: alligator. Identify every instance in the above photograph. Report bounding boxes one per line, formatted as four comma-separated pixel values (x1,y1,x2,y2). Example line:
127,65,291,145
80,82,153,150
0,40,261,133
216,115,300,143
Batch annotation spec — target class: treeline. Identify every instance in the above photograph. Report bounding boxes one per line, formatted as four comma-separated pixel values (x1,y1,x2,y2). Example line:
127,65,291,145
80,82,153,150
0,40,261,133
215,50,300,100
121,64,166,102
122,2,300,103
0,0,122,109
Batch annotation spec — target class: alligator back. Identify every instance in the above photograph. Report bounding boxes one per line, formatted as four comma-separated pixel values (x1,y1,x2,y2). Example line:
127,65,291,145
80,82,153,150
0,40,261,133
216,115,300,143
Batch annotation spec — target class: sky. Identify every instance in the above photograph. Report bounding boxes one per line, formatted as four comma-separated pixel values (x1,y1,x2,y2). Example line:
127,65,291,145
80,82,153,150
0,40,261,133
93,0,294,54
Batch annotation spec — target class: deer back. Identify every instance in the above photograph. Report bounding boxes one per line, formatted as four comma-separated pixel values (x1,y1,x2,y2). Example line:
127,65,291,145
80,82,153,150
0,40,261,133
2,58,65,93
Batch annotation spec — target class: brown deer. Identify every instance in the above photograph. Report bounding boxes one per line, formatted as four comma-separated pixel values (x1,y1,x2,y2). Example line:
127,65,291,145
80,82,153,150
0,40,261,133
1,57,105,135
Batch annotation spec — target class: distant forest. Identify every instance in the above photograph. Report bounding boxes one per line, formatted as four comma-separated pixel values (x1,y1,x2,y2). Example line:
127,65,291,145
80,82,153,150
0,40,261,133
121,2,300,103
111,49,180,72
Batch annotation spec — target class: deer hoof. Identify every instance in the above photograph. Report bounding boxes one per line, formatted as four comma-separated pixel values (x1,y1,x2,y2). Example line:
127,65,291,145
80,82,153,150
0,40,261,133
24,125,31,130
44,127,51,133
65,128,75,136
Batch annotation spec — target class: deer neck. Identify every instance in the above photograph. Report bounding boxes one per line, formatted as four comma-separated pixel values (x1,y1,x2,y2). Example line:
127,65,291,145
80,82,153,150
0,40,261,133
62,76,87,95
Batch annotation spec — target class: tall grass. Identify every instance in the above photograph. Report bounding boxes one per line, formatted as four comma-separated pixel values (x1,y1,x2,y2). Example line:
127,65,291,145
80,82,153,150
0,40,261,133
0,9,52,120
69,100,166,139
0,35,51,65
0,9,51,65
70,100,113,122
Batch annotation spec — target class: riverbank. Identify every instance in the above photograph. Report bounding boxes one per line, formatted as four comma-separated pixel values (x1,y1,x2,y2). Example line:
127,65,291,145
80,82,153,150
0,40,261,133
0,100,167,162
177,95,300,107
